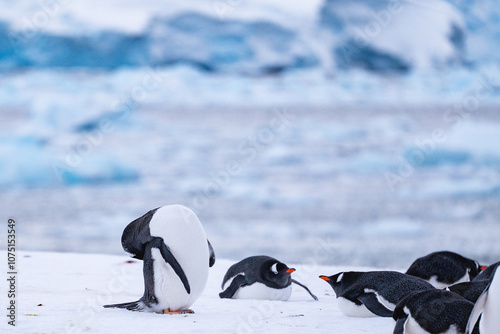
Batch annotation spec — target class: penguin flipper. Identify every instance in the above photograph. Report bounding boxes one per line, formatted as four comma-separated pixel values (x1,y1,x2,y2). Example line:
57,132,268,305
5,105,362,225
103,300,146,311
466,287,488,334
393,317,406,334
150,237,191,294
291,279,318,301
219,274,248,299
208,239,216,267
357,293,394,317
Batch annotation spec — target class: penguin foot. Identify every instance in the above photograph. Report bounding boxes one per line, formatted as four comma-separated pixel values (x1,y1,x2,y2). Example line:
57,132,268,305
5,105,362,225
162,309,194,315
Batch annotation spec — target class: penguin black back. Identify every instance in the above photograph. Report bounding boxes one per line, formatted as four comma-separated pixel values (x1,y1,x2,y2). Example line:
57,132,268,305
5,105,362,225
121,207,159,259
448,261,500,303
393,289,479,334
406,251,481,287
322,271,435,305
220,255,317,301
320,271,435,318
221,255,291,290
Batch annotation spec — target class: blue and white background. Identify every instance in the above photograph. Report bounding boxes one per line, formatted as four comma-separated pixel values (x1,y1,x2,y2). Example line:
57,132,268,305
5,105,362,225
1,0,499,267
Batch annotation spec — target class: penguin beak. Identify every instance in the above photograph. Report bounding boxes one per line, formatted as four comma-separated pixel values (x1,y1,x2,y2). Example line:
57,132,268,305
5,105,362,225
481,266,488,271
286,268,296,273
319,275,330,281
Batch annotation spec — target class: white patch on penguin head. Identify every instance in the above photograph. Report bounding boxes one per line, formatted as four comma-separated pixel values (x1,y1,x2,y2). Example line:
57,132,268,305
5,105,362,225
271,262,279,274
336,272,344,283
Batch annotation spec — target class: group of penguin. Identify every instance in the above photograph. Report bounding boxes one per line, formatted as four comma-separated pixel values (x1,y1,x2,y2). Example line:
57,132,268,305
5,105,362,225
103,204,499,334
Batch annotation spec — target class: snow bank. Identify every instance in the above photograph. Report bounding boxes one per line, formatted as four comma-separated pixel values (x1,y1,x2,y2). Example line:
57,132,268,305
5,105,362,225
2,251,396,333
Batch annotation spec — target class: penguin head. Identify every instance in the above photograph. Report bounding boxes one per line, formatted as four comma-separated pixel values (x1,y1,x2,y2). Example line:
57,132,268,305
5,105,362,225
262,260,295,287
319,272,345,296
476,261,488,275
469,260,483,279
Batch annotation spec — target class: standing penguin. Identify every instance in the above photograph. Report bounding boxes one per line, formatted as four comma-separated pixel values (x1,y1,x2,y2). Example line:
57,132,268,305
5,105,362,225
466,264,500,334
393,289,478,334
406,251,483,288
319,271,435,317
219,256,317,301
104,204,215,314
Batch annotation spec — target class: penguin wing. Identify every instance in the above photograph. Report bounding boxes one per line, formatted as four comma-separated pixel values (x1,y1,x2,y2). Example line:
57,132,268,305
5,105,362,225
149,237,191,294
465,286,489,334
393,317,406,334
356,293,394,317
219,274,248,299
291,279,318,301
208,239,216,267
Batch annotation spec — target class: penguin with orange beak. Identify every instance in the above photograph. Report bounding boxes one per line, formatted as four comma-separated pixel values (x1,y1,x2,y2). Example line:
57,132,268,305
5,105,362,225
219,255,317,301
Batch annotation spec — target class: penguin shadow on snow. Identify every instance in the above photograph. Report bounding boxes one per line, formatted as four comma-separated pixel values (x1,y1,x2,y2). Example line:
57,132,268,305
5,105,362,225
219,255,318,301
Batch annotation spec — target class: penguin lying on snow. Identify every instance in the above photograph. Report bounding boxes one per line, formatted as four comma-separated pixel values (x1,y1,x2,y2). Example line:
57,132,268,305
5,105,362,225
104,205,215,314
393,289,478,334
319,271,434,317
449,261,500,303
219,256,318,301
466,264,500,334
406,251,484,289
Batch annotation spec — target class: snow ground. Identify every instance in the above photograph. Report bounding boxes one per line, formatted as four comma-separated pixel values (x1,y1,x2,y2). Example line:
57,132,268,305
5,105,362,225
2,251,396,334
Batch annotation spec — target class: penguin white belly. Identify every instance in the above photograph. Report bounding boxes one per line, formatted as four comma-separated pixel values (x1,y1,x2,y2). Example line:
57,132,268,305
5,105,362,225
404,315,431,334
149,205,209,311
233,283,292,301
336,297,377,318
479,270,500,334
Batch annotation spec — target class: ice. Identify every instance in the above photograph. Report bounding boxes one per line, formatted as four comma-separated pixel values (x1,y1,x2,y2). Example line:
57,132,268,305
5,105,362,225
1,0,500,269
1,0,498,74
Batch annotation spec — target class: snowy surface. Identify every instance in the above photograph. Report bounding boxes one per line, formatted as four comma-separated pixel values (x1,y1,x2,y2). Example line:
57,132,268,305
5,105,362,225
1,251,396,333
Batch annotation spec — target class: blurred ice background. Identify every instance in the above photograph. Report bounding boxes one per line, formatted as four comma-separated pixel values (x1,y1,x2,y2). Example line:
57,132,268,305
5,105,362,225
1,0,499,268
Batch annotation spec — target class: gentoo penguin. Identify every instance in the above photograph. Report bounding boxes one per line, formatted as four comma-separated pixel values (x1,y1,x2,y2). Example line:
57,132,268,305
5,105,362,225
466,264,500,334
219,256,317,301
393,289,478,334
406,251,483,289
103,204,215,314
448,262,500,303
448,281,490,304
319,271,434,317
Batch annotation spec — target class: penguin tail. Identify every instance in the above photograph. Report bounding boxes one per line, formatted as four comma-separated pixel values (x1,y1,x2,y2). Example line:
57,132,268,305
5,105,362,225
103,300,146,312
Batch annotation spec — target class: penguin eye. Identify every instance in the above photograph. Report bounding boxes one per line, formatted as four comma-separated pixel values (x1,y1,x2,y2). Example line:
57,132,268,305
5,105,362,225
271,263,279,274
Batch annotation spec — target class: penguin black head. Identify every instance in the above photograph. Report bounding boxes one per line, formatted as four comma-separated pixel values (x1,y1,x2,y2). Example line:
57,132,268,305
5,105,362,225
262,259,295,287
319,272,347,296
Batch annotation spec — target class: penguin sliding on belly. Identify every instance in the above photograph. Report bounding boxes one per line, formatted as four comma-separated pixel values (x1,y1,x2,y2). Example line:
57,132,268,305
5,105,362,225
219,256,318,301
466,264,500,334
319,271,435,317
104,204,215,314
393,289,478,334
406,251,484,289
